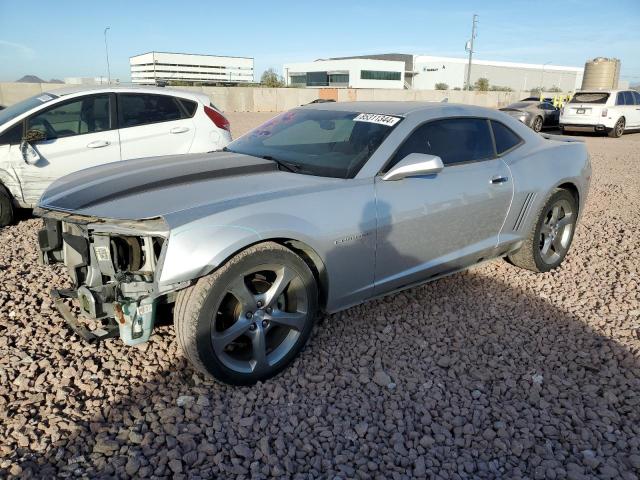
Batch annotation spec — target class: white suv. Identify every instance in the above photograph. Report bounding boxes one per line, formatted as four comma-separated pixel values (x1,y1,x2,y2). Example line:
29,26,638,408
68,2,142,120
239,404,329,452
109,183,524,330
0,86,232,226
560,89,640,138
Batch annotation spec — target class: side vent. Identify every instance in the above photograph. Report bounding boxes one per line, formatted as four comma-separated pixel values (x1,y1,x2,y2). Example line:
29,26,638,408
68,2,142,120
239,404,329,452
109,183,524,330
513,192,536,231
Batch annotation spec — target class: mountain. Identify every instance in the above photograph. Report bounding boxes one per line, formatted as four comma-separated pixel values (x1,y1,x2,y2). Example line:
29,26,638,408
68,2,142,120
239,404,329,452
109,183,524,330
16,75,45,83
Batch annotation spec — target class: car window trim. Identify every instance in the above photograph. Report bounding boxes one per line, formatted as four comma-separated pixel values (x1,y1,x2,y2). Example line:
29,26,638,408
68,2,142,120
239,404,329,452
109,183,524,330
116,93,191,129
489,119,525,158
25,93,115,141
176,97,198,118
379,115,502,174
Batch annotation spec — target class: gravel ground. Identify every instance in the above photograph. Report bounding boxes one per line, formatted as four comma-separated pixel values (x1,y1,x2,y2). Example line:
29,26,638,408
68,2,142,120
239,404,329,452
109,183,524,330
1,116,640,479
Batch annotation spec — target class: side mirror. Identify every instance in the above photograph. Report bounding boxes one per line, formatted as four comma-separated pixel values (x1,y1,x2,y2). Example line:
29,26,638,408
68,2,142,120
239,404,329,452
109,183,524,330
382,153,444,181
20,129,46,165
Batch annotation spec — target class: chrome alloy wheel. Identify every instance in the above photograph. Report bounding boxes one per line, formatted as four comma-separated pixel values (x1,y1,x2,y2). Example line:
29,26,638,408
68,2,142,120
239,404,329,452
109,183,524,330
539,198,575,264
210,264,308,374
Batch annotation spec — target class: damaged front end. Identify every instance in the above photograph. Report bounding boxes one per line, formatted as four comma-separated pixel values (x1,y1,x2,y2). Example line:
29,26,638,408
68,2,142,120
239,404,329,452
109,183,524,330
35,207,183,346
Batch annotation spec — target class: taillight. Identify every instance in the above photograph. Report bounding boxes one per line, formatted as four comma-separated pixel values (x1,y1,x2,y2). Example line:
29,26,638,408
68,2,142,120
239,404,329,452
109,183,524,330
601,108,608,117
204,105,230,131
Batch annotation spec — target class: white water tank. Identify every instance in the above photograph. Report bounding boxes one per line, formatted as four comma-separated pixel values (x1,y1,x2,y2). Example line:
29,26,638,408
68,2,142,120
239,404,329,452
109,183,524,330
581,57,621,90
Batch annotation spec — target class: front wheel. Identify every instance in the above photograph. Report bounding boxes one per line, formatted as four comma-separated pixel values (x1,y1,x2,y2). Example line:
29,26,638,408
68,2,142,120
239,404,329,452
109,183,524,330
608,117,625,138
532,116,543,133
174,242,318,385
507,189,578,273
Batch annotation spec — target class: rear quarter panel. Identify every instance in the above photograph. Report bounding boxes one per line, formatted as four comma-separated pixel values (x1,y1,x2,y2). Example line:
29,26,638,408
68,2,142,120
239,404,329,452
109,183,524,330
499,136,590,245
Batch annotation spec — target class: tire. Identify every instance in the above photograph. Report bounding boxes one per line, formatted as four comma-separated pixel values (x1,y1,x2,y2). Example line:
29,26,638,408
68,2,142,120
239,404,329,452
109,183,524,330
507,189,578,273
174,241,318,385
531,116,543,133
608,117,625,138
0,186,14,228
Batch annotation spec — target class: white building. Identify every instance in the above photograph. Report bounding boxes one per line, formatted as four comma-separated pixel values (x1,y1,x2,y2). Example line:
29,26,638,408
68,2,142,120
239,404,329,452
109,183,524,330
283,58,406,89
413,55,584,92
283,54,584,92
64,76,112,85
130,52,254,85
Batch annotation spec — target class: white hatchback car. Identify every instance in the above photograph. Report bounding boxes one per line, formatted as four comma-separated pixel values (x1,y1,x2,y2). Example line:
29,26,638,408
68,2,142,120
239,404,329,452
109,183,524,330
560,89,640,138
0,86,232,226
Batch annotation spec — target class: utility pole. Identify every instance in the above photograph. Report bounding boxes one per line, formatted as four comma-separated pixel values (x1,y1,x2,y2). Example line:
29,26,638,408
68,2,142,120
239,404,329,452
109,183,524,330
104,27,111,84
465,14,478,91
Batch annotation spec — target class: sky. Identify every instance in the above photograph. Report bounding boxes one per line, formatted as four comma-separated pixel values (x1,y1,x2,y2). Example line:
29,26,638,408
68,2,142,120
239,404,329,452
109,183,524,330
1,0,639,84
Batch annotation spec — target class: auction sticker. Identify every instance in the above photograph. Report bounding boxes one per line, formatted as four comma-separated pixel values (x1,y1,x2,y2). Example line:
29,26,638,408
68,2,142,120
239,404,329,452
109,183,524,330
354,113,401,126
37,94,54,103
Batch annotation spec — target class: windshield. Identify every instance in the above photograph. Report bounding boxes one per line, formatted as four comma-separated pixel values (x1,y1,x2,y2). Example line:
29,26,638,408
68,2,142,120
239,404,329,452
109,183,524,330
225,109,401,178
570,92,609,104
0,93,58,127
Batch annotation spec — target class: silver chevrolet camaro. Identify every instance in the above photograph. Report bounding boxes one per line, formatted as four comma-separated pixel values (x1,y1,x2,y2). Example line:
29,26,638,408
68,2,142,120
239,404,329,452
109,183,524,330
36,102,591,385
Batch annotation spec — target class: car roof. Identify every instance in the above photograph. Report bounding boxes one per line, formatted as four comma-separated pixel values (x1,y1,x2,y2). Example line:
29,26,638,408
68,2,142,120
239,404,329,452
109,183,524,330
44,85,210,103
300,100,498,117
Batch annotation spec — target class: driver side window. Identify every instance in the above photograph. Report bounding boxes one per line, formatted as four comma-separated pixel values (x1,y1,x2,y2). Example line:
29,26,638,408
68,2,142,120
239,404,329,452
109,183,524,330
27,95,111,140
387,118,495,170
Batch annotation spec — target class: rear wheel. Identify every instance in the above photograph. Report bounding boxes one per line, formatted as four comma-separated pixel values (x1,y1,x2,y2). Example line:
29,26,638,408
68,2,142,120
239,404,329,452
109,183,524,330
608,117,625,138
507,189,577,272
532,116,543,133
175,242,318,385
0,186,14,227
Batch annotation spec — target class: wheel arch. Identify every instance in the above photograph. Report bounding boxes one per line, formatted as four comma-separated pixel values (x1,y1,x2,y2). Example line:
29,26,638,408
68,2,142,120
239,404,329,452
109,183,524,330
556,182,580,212
187,236,330,312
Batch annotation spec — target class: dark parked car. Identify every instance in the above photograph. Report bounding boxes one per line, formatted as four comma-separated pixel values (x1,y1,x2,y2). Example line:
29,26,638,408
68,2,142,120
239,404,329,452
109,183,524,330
500,101,559,132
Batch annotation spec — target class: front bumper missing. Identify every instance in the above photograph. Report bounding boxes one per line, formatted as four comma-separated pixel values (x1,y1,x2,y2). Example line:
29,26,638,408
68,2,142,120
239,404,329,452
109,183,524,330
51,288,158,345
52,289,119,343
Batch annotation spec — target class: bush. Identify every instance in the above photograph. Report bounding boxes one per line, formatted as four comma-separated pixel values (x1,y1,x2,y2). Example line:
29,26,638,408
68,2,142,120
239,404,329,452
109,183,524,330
474,78,489,91
489,85,513,92
435,82,449,90
548,85,562,92
260,68,285,88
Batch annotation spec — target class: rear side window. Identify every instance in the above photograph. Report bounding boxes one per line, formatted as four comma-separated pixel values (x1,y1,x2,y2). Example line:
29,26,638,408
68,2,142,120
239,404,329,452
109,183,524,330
178,98,198,117
391,118,494,167
623,91,635,105
616,92,626,105
634,91,640,105
570,93,610,104
0,123,23,145
118,94,184,128
491,121,522,155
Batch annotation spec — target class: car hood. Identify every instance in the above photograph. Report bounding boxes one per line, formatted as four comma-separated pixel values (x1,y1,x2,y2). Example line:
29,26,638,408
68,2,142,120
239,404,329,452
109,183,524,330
39,151,340,221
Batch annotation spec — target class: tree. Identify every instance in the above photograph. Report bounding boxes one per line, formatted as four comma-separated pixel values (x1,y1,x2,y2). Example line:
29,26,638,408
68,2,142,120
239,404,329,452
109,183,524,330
548,85,562,92
474,77,489,91
435,82,449,91
530,86,543,96
261,68,285,88
489,85,513,92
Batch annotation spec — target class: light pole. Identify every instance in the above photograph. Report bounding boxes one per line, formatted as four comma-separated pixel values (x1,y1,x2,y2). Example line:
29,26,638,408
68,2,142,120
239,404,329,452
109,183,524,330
465,14,478,91
104,27,111,84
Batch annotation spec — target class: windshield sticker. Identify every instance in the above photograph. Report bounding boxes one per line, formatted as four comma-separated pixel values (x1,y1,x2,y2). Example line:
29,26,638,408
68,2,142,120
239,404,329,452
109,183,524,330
37,94,54,103
354,113,401,126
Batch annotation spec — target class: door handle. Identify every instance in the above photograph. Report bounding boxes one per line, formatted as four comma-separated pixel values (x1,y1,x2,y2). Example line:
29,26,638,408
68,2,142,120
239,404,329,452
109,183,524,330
490,176,509,184
170,126,190,134
87,140,110,148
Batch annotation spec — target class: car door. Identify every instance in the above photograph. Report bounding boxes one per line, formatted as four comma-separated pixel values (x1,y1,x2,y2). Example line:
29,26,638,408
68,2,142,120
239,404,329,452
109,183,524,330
623,91,638,127
117,93,196,160
373,117,513,295
17,93,120,205
540,102,559,125
632,92,640,127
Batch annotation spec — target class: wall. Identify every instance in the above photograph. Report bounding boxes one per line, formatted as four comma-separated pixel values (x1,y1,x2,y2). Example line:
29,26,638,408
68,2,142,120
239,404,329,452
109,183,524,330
0,82,562,113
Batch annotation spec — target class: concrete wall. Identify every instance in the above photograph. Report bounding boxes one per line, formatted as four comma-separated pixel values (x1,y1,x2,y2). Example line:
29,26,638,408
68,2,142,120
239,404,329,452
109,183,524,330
0,82,560,113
